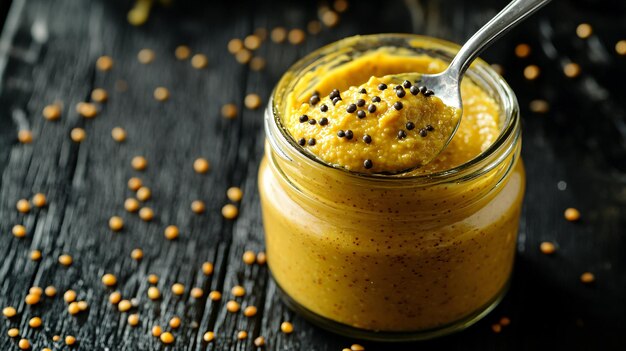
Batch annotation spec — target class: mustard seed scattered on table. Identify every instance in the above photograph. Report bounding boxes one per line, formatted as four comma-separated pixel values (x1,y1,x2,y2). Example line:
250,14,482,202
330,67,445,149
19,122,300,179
128,313,140,326
118,299,132,312
580,272,595,284
222,204,238,219
102,273,117,287
58,254,73,266
351,344,365,351
42,348,52,351
191,54,209,69
139,207,154,221
169,316,181,329
227,187,243,202
111,127,127,142
243,306,257,317
164,225,179,240
91,88,108,102
7,328,19,337
321,10,340,27
231,285,245,297
18,130,33,144
70,128,86,142
280,321,294,334
42,104,61,121
18,338,30,350
209,291,222,301
137,49,155,64
109,291,121,305
250,57,266,71
563,63,581,78
77,300,88,311
160,332,174,344
124,198,140,213
564,208,581,221
191,200,206,214
136,186,151,201
491,323,502,333
52,335,61,342
45,286,57,297
523,65,540,80
228,39,244,54
307,20,322,35
152,325,163,337
148,274,159,284
529,99,549,113
237,330,248,340
24,294,40,305
226,300,240,313
32,193,46,207
203,331,215,342
68,302,80,315
29,250,42,261
235,49,252,64
131,248,143,261
616,40,626,55
172,283,185,296
76,102,98,118
221,104,238,119
65,335,76,346
514,43,531,58
175,45,191,60
500,317,511,326
202,262,214,275
147,286,160,300
254,336,265,346
287,29,305,45
109,216,124,231
242,250,256,265
96,56,113,71
64,290,77,303
12,224,27,238
29,287,43,296
576,23,592,39
2,306,17,318
256,252,266,265
271,27,287,43
540,242,556,255
190,287,204,299
128,177,142,190
193,158,210,173
334,0,349,12
153,87,170,101
16,199,30,213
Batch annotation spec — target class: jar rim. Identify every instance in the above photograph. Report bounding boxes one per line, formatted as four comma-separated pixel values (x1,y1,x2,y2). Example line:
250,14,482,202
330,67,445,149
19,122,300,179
266,33,520,185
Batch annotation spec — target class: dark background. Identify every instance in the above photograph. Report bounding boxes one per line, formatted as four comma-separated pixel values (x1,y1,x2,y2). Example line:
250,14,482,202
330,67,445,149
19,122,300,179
0,0,625,350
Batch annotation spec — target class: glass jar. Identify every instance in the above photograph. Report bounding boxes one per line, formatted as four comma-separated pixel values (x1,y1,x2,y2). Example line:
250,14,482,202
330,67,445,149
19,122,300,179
258,34,524,341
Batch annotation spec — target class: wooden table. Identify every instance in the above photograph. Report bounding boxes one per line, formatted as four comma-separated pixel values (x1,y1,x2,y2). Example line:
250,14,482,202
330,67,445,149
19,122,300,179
1,0,625,350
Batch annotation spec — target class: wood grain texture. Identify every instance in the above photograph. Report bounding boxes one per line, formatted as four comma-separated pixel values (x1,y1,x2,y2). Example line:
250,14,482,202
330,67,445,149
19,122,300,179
0,0,625,350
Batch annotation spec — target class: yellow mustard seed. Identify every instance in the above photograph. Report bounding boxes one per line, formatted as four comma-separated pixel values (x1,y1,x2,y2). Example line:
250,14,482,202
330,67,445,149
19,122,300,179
109,216,124,231
118,299,132,312
280,321,294,334
102,273,117,287
25,294,40,305
2,306,17,318
136,186,151,201
128,313,140,326
563,63,581,78
96,56,113,71
564,208,581,222
45,285,57,297
42,104,62,121
65,335,76,346
70,128,86,142
148,274,159,284
254,336,265,346
203,331,215,342
152,325,163,337
172,283,185,296
250,57,266,71
244,35,261,51
148,286,160,300
12,224,26,238
128,177,142,191
64,290,77,303
175,45,191,60
169,316,181,329
91,88,108,102
18,338,30,350
202,262,214,275
529,99,550,113
164,225,179,240
191,54,208,69
29,287,43,296
523,65,540,80
18,130,33,144
16,199,31,213
111,127,127,142
256,252,267,265
351,344,365,351
500,317,511,326
222,204,238,220
235,49,252,64
137,48,155,64
77,300,88,311
226,300,240,313
242,250,256,265
7,328,19,337
616,40,626,55
131,248,143,260
58,254,73,266
334,0,349,12
580,272,595,284
68,302,80,315
190,287,204,299
131,156,148,170
287,28,306,45
307,20,322,35
193,158,210,173
42,348,52,351
244,93,262,110
271,27,287,43
321,10,340,28
139,207,154,221
52,335,61,342
208,291,222,301
125,198,140,213
32,193,46,207
576,23,592,39
160,332,174,344
191,200,206,214
243,305,257,317
492,323,502,333
76,102,98,118
154,87,169,101
540,242,556,255
227,38,243,54
221,103,238,119
109,291,122,305
514,43,531,58
227,187,243,202
237,330,248,340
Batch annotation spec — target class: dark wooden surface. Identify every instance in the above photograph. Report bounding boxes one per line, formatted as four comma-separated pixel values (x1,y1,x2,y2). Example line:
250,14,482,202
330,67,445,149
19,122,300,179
1,0,625,350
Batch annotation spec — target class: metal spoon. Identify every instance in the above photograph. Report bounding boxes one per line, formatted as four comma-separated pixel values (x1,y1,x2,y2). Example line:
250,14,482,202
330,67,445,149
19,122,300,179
382,0,551,173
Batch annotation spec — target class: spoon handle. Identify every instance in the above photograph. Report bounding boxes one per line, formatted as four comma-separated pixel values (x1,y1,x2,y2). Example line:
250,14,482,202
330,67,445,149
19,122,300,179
447,0,551,79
